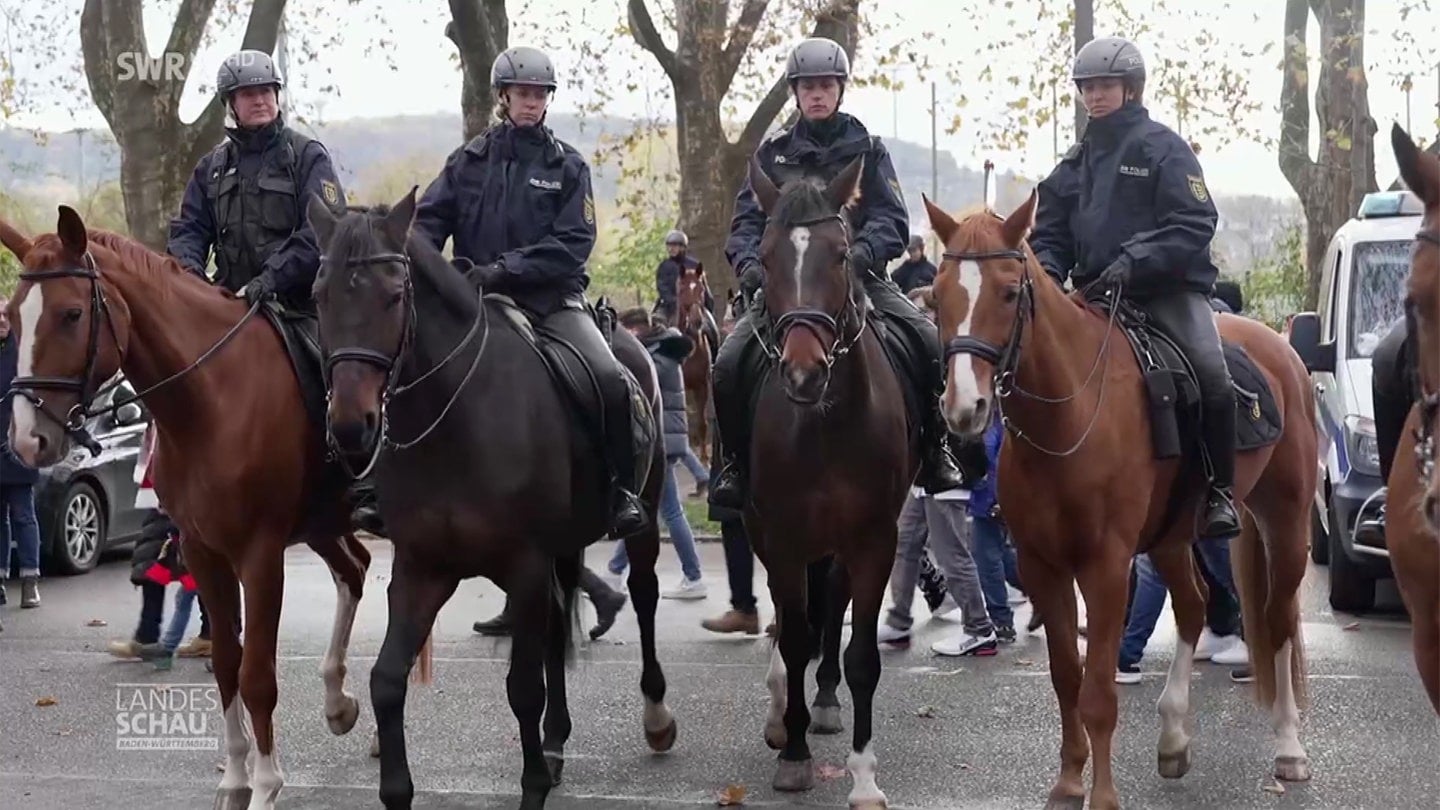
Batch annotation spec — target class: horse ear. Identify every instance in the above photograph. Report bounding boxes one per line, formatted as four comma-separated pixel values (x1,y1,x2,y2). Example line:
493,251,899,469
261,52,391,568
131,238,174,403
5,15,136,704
922,194,958,244
827,156,865,211
1393,122,1440,207
56,205,88,258
383,185,419,248
307,193,339,250
748,157,780,215
0,218,32,262
1001,190,1038,246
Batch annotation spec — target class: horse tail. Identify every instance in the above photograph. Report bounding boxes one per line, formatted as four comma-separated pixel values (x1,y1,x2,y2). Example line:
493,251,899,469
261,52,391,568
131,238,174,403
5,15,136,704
553,552,583,665
411,633,435,686
1233,507,1308,710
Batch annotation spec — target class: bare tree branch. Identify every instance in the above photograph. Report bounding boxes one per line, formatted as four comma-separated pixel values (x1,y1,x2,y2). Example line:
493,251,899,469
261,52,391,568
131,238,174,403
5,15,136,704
719,0,770,93
164,0,219,74
627,0,678,82
446,0,509,141
1277,0,1314,189
739,75,791,152
238,0,288,52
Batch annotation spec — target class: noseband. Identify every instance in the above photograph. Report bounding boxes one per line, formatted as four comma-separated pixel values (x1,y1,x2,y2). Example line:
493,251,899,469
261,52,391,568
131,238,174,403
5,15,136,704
756,213,867,369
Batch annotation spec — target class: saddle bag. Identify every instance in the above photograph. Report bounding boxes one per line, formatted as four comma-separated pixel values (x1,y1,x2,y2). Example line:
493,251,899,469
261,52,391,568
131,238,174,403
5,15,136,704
1144,368,1183,459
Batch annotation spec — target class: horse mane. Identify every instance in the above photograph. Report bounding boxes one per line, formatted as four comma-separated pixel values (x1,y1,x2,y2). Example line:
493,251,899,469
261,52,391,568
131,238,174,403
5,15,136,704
771,179,855,231
331,204,476,320
87,229,195,282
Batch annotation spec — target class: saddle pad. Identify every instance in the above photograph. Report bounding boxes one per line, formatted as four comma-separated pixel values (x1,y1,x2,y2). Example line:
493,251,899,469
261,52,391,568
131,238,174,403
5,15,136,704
1225,342,1283,452
260,303,328,437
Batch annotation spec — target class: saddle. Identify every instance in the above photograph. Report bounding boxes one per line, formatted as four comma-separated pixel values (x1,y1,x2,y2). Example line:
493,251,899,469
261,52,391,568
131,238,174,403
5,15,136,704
259,301,328,436
1095,297,1283,459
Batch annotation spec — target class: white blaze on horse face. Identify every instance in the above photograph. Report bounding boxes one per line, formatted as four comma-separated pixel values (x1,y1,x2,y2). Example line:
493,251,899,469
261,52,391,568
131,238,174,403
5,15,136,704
789,226,812,302
942,260,985,434
10,286,44,462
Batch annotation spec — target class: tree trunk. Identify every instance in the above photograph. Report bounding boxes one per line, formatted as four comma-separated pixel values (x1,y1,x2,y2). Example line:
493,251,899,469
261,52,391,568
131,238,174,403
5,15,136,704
629,0,861,306
446,0,508,143
1072,0,1094,141
81,0,288,250
1278,0,1377,309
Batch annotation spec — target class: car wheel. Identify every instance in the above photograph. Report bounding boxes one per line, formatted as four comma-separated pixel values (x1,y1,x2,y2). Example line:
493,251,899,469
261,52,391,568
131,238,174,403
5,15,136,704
1309,502,1330,565
1327,497,1375,613
51,482,105,575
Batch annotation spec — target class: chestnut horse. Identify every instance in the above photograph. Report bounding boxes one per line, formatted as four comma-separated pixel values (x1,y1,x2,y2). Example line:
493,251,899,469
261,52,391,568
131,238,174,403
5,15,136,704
0,208,370,810
743,157,915,809
675,264,713,463
1385,122,1440,713
925,194,1315,810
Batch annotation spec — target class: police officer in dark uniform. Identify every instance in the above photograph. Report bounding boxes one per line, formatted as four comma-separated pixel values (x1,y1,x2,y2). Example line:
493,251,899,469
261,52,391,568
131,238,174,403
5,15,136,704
892,234,938,294
1354,314,1417,546
709,37,965,509
164,50,382,531
654,229,713,323
411,45,647,541
1029,36,1239,540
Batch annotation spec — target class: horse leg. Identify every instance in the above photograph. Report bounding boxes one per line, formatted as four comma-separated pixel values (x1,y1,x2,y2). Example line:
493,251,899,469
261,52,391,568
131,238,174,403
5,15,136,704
1019,547,1088,809
235,542,287,810
509,554,560,810
1148,541,1207,779
371,550,458,810
1072,548,1133,810
542,553,581,784
770,561,815,792
1245,506,1312,782
185,542,251,810
624,516,677,751
307,533,370,736
811,560,848,735
844,541,891,810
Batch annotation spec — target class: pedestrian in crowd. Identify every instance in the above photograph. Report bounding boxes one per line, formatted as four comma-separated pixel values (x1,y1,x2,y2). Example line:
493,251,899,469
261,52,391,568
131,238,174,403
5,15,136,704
0,296,42,623
891,233,937,294
968,413,1027,642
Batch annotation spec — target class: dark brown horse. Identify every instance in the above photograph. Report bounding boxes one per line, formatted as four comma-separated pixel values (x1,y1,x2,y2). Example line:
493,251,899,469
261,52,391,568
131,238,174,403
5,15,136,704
1385,122,1440,713
0,209,370,810
742,157,915,809
926,194,1316,810
308,190,673,810
675,264,713,463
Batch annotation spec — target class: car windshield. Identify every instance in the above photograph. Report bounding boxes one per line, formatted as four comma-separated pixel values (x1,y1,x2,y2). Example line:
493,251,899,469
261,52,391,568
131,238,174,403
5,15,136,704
1348,240,1412,358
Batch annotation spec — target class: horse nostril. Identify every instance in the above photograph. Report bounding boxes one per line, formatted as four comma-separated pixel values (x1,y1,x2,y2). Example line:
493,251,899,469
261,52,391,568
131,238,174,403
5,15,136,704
364,410,378,438
34,434,48,457
1425,493,1440,527
975,397,987,416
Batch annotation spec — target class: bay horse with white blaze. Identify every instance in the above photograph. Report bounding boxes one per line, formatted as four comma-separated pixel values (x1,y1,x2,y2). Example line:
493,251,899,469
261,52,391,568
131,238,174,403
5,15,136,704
0,208,370,810
675,264,714,463
743,157,915,810
1384,122,1440,713
925,194,1316,810
308,189,674,810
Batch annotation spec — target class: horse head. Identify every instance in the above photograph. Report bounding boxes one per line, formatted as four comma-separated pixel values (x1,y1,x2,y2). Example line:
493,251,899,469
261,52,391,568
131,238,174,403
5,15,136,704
310,187,418,460
3,206,135,467
924,192,1039,437
747,155,866,405
1392,123,1440,530
676,264,707,337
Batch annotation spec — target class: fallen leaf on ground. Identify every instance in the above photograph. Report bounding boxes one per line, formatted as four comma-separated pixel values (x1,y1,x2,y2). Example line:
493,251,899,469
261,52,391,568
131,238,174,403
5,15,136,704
1262,780,1285,795
85,619,107,627
54,727,72,737
1342,621,1360,631
915,705,936,718
34,696,57,707
715,783,746,806
817,763,847,780
1014,658,1035,667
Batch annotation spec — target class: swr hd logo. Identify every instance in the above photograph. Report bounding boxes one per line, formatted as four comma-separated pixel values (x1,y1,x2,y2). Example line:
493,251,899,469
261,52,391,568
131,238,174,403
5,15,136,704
116,52,188,82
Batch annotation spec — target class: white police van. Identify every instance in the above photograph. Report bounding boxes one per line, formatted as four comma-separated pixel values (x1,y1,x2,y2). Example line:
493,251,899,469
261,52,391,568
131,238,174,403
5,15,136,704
1289,190,1421,613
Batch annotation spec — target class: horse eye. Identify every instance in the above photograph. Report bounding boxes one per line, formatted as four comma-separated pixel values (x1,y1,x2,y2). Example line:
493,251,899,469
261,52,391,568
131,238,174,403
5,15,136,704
386,292,404,310
63,307,83,323
1002,286,1020,304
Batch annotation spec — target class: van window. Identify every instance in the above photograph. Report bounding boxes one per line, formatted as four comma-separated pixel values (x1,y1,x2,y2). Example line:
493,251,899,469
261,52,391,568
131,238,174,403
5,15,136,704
1347,240,1411,357
1319,241,1340,341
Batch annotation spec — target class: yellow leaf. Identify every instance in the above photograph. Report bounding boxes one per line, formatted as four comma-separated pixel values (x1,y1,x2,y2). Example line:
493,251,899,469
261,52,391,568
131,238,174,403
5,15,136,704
35,696,58,707
715,783,746,805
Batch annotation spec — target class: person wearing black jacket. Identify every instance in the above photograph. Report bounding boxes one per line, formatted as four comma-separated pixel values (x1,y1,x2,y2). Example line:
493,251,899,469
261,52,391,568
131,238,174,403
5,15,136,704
891,234,937,294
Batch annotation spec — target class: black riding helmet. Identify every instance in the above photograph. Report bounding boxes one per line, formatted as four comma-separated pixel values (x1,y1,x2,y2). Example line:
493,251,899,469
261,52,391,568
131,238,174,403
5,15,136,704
491,46,558,91
1071,36,1146,92
216,49,283,99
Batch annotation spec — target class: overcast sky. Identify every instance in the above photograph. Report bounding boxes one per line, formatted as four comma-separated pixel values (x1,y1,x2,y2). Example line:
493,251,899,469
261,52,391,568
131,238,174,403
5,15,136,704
4,0,1438,199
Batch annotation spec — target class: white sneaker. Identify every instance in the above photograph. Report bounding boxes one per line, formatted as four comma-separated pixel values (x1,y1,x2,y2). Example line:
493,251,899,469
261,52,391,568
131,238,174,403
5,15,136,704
1210,638,1250,666
661,577,707,600
933,594,963,623
931,629,998,657
1115,665,1143,685
877,622,911,645
1192,628,1240,661
1006,584,1028,606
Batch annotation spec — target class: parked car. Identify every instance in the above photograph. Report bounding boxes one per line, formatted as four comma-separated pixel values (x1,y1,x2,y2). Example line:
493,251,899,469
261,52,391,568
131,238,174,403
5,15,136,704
1288,189,1422,612
30,378,153,574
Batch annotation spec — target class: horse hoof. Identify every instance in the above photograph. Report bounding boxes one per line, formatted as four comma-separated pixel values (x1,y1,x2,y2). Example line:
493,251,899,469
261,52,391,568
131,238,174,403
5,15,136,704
545,752,565,785
1275,755,1311,782
645,717,677,752
212,787,252,810
1158,748,1191,779
764,720,787,750
773,758,814,792
850,799,888,810
369,731,381,759
809,704,844,735
327,694,361,736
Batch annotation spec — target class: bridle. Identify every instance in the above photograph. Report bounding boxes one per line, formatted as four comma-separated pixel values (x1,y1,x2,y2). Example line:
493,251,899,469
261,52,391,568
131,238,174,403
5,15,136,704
755,213,867,370
319,242,491,480
9,251,262,455
940,243,1120,457
1413,226,1439,480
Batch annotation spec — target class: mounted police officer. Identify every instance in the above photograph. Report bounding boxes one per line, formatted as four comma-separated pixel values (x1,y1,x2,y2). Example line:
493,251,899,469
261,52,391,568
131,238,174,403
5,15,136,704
1028,36,1239,540
709,36,966,510
167,49,345,311
654,229,712,323
164,50,382,532
411,45,648,541
892,233,938,294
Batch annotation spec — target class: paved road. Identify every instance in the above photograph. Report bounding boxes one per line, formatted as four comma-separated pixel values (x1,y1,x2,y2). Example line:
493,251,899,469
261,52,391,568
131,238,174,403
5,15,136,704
1,537,1436,809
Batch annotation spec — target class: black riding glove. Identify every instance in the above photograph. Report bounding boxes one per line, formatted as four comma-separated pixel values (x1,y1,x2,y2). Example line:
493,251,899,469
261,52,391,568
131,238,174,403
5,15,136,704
471,261,507,290
846,242,875,278
1098,254,1132,288
738,261,764,302
241,272,277,302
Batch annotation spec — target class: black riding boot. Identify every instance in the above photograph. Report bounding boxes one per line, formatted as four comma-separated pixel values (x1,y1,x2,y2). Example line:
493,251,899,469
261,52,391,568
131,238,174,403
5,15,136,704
473,598,513,636
1201,399,1241,540
920,398,967,494
709,312,758,512
602,381,648,539
346,478,386,537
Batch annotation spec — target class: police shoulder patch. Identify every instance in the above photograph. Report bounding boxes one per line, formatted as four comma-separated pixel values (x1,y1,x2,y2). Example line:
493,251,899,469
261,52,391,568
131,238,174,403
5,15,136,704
1186,174,1209,203
321,179,340,206
583,195,595,226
